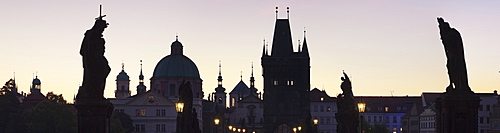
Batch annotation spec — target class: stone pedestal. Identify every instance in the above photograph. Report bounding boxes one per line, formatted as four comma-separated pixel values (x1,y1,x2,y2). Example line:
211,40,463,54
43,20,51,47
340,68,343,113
436,90,480,133
74,100,114,133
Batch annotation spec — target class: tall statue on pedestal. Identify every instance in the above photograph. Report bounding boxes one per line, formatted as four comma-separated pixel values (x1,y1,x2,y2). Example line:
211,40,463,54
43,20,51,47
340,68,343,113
435,17,480,133
77,8,110,101
336,71,359,133
75,5,114,133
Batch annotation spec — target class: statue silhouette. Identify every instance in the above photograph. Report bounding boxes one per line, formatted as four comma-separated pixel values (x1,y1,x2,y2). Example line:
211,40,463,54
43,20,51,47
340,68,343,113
438,17,470,91
77,16,110,101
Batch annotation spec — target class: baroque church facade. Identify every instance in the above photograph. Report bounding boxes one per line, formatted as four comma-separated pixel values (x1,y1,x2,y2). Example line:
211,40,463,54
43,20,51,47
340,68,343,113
109,37,203,133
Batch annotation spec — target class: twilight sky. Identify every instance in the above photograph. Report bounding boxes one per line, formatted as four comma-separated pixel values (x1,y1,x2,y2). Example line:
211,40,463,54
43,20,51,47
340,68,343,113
1,1,499,102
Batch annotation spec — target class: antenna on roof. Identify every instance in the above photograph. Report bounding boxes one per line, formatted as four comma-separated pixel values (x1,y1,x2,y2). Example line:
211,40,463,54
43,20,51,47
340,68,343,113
390,90,394,97
275,7,278,19
287,7,290,19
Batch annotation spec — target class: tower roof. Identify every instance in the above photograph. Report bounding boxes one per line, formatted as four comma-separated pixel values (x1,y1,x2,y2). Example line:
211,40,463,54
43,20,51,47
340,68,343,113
116,63,130,81
270,19,294,57
32,76,41,85
230,80,250,94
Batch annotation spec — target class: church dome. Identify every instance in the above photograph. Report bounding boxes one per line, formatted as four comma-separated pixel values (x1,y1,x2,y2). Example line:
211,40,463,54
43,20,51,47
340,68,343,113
117,70,130,81
152,38,200,78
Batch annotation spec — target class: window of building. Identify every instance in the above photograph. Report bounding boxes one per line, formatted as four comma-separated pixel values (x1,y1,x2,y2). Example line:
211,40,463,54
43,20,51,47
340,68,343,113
218,97,223,104
135,124,145,132
326,117,331,124
320,97,324,101
385,106,389,112
393,116,397,123
273,80,278,86
320,106,324,112
114,109,124,113
136,109,146,117
487,105,491,111
367,116,371,122
156,109,166,117
314,106,318,112
121,85,125,90
326,106,331,112
156,124,166,132
479,104,483,111
231,97,235,107
480,117,484,124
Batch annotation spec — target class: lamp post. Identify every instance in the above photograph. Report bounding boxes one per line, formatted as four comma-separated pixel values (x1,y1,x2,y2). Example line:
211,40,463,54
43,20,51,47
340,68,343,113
298,126,302,133
358,100,366,133
313,117,319,133
229,126,233,133
175,100,184,133
293,127,297,133
214,118,220,133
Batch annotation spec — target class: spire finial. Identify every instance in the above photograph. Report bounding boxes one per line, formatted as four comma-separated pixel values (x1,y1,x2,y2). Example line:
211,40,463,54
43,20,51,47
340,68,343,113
298,39,301,52
218,60,222,76
122,62,125,71
35,71,38,78
265,41,269,55
175,33,178,41
251,62,254,77
240,71,243,81
13,71,15,80
287,7,290,19
275,7,278,19
140,60,143,74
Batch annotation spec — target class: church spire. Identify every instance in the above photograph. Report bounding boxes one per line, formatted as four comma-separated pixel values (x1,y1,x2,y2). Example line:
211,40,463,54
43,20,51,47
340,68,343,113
137,60,147,95
301,29,309,57
215,61,225,93
250,62,257,94
217,60,223,87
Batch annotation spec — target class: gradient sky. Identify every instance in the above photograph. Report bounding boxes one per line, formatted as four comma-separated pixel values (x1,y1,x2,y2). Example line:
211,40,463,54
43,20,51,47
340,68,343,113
1,1,499,102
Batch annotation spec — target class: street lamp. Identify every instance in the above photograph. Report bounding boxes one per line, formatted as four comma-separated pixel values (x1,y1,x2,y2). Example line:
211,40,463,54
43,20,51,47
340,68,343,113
229,126,233,132
293,127,297,133
176,101,184,113
242,129,246,132
358,99,366,133
298,126,302,132
313,117,319,133
214,118,220,133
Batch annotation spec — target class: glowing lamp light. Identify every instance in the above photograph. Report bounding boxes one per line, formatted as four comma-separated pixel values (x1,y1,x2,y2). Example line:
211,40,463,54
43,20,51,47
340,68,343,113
358,102,366,113
298,126,302,131
313,118,319,125
229,126,233,130
176,101,184,113
214,118,220,125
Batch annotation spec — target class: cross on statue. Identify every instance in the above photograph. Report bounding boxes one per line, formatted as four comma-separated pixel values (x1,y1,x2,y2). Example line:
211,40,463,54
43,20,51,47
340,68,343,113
96,5,107,20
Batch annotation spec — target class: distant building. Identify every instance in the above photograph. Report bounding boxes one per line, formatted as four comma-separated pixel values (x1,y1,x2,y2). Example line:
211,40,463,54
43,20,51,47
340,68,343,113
356,96,420,133
22,76,46,113
310,88,337,133
109,37,203,133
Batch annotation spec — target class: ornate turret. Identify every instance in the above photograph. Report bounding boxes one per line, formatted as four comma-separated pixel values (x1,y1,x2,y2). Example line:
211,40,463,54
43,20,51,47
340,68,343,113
137,60,147,95
214,61,227,107
30,75,41,93
249,62,257,95
115,63,131,98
